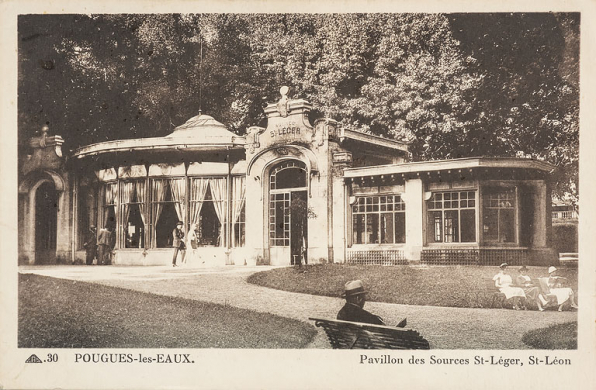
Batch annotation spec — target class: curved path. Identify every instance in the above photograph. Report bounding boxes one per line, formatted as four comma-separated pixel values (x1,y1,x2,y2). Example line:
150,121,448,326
19,265,577,349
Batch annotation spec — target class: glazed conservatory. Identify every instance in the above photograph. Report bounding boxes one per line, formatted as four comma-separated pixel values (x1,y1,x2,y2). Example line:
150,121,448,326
18,89,557,267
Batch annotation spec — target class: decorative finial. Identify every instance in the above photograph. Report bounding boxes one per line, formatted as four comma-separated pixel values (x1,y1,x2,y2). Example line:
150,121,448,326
277,86,290,117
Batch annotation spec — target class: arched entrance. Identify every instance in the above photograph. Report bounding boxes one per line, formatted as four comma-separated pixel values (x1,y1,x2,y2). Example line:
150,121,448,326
35,181,58,264
268,160,308,265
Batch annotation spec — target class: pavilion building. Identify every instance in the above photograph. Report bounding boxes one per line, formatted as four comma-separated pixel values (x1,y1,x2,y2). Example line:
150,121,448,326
18,89,556,267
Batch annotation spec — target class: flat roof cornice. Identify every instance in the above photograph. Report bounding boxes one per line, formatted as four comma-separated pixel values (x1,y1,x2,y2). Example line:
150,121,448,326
343,157,555,178
339,128,410,153
73,136,246,159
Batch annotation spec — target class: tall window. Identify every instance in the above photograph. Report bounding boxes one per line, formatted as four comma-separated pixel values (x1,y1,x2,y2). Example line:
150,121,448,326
483,188,516,243
427,191,476,243
120,180,146,249
231,176,246,247
352,195,406,245
270,193,290,246
102,182,117,231
151,178,185,248
188,177,227,247
77,182,92,250
269,161,307,247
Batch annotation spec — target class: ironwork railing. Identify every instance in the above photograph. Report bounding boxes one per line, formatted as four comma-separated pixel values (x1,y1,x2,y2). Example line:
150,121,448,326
346,250,407,265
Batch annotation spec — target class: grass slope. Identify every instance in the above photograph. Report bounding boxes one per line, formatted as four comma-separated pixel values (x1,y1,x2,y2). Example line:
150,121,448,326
248,264,578,309
19,273,316,348
522,322,577,349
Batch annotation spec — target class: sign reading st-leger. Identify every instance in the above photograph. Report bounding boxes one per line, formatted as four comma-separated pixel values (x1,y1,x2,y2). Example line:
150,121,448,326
270,122,301,138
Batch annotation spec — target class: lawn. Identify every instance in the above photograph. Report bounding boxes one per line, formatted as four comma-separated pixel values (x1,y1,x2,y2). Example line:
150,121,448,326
19,273,317,348
522,322,577,349
247,264,579,309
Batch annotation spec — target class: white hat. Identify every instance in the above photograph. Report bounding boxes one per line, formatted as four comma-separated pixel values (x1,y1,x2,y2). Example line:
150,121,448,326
548,266,557,274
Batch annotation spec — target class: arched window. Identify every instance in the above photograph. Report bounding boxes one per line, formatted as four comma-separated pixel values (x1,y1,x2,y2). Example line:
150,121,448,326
270,160,307,190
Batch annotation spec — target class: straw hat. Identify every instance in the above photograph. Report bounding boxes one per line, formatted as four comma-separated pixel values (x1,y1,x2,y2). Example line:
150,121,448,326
548,266,557,274
342,280,366,298
499,263,508,269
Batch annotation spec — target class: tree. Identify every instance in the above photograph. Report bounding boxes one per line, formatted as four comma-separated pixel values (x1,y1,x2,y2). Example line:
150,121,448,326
449,13,579,203
18,13,578,201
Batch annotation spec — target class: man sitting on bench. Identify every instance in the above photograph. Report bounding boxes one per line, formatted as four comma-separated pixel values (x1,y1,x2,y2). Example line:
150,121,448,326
337,280,406,327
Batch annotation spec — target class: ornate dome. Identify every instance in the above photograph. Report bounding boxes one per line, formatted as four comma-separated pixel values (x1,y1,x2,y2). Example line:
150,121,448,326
166,114,238,143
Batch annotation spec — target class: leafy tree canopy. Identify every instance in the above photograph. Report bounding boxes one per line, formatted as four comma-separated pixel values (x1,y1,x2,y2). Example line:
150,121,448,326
18,13,578,202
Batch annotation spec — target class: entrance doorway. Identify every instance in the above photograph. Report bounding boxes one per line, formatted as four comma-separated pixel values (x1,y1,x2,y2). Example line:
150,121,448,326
290,191,308,265
268,160,308,265
35,182,58,264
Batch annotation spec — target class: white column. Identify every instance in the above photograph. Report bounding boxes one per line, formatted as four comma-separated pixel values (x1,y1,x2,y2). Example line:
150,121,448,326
331,175,346,263
245,167,265,266
404,178,424,261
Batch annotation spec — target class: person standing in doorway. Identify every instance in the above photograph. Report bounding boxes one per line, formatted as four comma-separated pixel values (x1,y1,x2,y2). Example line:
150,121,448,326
172,221,186,267
83,225,97,265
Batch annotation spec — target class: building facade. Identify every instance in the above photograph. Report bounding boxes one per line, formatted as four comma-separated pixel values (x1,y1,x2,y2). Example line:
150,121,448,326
18,90,557,267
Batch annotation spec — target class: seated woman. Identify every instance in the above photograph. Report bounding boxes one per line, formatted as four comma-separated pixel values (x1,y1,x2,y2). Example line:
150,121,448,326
547,266,578,311
493,263,527,310
515,266,546,311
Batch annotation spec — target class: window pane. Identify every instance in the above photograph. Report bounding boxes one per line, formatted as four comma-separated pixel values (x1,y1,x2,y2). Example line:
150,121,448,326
483,209,499,241
444,210,459,243
381,213,394,244
395,212,406,243
427,211,442,243
461,209,476,242
155,203,178,248
124,204,145,248
366,214,379,244
500,209,515,243
275,200,285,239
352,214,364,244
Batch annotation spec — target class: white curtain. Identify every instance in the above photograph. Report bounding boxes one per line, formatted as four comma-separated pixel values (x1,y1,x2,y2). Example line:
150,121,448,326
209,178,227,247
121,182,135,229
136,181,146,226
189,178,209,225
231,176,246,247
169,179,186,223
151,180,167,247
103,183,117,227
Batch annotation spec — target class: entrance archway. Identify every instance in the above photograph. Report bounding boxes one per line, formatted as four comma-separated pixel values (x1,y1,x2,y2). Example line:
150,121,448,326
268,160,308,265
35,181,58,264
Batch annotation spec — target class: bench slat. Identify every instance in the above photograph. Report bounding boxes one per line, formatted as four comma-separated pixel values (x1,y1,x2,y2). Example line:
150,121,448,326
310,317,430,350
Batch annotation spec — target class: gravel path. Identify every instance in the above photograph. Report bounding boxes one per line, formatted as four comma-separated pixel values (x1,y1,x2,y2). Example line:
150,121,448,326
20,265,578,349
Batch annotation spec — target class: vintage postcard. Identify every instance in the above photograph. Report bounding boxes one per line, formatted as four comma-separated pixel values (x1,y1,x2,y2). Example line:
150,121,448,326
1,0,595,389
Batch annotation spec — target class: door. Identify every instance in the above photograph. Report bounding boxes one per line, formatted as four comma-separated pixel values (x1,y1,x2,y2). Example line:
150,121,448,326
290,191,308,265
35,182,58,264
268,160,308,265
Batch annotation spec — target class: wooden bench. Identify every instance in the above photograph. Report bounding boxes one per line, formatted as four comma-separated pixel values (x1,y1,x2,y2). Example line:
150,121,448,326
309,318,430,350
559,252,578,268
485,278,506,308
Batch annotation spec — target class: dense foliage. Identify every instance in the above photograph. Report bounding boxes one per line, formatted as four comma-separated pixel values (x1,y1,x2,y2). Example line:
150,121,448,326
18,13,579,201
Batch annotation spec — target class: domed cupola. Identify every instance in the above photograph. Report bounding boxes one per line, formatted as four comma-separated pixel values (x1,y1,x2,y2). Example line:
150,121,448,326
166,113,238,144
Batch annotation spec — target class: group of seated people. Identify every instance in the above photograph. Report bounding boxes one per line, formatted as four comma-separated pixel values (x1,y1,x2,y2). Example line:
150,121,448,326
493,263,578,311
335,263,577,329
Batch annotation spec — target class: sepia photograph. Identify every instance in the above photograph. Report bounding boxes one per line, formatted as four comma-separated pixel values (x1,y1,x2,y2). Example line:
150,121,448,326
1,1,595,389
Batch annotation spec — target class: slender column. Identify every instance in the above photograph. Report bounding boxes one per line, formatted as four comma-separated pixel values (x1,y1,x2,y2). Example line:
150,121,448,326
404,178,424,261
